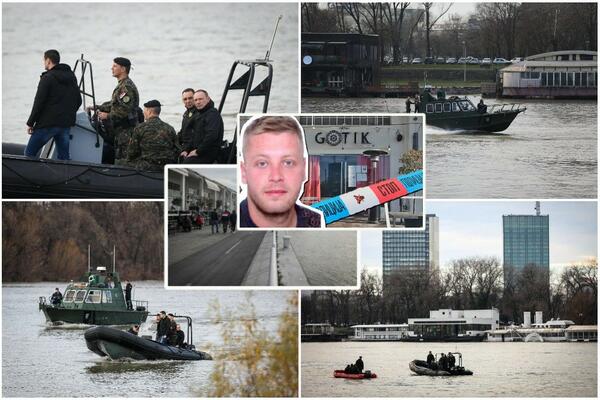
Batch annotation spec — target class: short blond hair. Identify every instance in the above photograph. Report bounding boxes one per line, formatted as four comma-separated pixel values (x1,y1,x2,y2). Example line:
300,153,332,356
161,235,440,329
242,116,305,157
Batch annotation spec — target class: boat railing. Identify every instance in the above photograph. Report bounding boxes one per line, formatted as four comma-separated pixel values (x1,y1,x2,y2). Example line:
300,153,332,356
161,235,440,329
133,300,148,311
488,103,526,114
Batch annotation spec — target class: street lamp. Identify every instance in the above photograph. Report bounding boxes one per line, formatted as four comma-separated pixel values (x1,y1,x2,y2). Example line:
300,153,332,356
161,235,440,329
463,40,466,82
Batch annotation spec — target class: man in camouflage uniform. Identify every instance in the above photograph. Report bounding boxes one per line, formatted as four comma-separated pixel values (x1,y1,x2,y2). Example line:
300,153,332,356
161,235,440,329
178,88,196,155
124,100,179,171
96,57,139,163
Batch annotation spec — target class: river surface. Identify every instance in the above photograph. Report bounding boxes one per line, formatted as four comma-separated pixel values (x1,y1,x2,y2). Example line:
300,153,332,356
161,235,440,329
2,3,299,144
302,97,597,198
301,341,597,397
2,282,296,397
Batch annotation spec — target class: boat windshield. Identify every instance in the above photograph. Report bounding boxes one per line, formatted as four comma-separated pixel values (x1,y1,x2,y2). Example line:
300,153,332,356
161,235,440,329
85,290,102,304
102,290,113,303
459,100,476,111
74,290,87,303
63,290,76,303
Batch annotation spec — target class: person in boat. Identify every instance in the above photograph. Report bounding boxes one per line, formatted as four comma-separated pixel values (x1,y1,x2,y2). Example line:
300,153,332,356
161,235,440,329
177,88,196,153
127,325,139,335
25,49,82,161
447,352,456,369
414,93,421,113
124,281,133,310
167,313,178,345
355,356,364,373
477,99,487,114
152,313,161,340
181,89,223,164
175,324,185,347
121,99,179,171
94,57,140,164
426,351,435,367
239,116,323,228
439,353,448,371
405,96,413,113
50,287,63,305
157,311,170,344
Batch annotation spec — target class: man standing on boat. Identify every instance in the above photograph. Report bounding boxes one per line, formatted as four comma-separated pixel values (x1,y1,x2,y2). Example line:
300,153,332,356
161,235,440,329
25,49,81,160
94,57,140,163
181,90,223,164
123,99,179,171
124,280,133,310
177,88,196,155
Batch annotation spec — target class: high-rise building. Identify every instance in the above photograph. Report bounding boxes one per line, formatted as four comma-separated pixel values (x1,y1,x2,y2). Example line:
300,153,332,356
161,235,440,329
503,202,550,280
382,214,439,281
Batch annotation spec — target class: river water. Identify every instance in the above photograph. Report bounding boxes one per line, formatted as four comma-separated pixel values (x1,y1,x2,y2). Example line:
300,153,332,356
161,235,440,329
2,3,299,144
301,341,597,397
2,282,296,397
302,97,597,198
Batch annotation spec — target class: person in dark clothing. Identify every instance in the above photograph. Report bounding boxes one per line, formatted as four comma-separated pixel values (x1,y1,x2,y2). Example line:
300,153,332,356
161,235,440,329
157,311,170,344
177,88,196,153
128,325,139,335
167,313,178,345
477,99,487,113
221,209,230,233
175,324,185,347
426,351,435,367
439,353,448,371
50,288,63,305
25,49,82,160
182,90,223,164
447,352,456,369
124,281,133,310
405,96,413,113
355,356,364,373
210,209,219,234
229,210,237,232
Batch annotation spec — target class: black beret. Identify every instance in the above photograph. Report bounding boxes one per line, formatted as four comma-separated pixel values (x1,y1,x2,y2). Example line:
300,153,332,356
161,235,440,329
144,100,161,108
113,57,131,68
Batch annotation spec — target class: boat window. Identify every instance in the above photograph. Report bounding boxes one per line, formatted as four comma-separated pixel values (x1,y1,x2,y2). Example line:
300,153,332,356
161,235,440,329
85,290,102,304
435,103,442,113
102,290,113,304
459,100,475,111
452,102,460,112
426,104,434,113
74,290,87,303
63,290,76,303
443,103,451,112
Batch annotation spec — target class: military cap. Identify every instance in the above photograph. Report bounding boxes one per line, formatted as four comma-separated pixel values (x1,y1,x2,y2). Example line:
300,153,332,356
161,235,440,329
113,57,131,68
144,100,162,108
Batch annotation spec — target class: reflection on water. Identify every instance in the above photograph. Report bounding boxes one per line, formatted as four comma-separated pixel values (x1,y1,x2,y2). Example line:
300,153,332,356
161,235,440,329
303,97,597,198
86,360,188,375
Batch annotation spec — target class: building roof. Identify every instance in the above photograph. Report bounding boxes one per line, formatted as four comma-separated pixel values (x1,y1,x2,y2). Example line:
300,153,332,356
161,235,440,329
205,179,221,192
502,61,598,72
352,324,408,328
526,50,597,61
566,325,598,332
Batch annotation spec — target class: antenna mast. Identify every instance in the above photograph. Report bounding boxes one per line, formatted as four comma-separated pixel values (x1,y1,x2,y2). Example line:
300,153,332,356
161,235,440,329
88,244,91,272
112,245,116,273
264,15,283,61
535,201,541,216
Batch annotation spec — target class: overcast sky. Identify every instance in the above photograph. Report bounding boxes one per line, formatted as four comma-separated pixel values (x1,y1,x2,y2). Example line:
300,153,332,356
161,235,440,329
188,167,237,191
362,200,598,274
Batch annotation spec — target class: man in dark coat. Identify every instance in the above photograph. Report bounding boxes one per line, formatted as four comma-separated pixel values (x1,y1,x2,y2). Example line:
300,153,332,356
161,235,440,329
355,356,364,373
25,49,82,160
175,324,185,347
50,288,63,305
447,352,456,369
167,313,178,345
124,281,133,310
182,90,223,164
157,311,170,344
210,209,219,234
427,351,435,367
177,88,196,154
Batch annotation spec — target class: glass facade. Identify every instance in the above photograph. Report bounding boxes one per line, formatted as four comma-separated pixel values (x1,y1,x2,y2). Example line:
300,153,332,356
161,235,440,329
382,215,438,280
503,215,550,270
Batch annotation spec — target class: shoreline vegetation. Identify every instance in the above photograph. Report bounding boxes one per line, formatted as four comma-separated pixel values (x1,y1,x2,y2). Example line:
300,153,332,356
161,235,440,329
2,202,164,282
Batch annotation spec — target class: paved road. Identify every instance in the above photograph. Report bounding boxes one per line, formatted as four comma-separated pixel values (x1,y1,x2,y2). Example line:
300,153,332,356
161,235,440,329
168,231,266,286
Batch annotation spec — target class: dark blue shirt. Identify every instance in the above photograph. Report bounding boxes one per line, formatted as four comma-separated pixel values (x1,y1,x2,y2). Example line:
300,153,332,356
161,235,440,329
239,198,322,228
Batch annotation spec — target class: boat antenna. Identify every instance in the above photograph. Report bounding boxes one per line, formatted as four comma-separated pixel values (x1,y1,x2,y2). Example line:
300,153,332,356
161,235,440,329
112,245,116,273
88,244,91,273
264,15,283,61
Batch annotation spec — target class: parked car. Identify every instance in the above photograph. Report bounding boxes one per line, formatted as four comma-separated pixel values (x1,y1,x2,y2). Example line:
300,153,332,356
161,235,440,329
510,57,523,63
435,57,446,64
411,57,423,64
493,57,510,65
457,57,468,64
446,57,457,64
468,57,480,64
481,57,492,66
424,57,434,64
402,56,409,64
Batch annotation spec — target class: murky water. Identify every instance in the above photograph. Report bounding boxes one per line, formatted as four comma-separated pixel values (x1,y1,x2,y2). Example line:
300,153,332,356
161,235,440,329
2,282,295,397
302,97,597,198
2,3,299,144
301,341,597,397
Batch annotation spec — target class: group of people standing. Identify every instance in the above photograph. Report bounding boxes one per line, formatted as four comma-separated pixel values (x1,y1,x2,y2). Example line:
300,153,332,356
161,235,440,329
343,356,365,374
151,311,186,347
25,50,224,170
426,350,456,371
209,208,237,234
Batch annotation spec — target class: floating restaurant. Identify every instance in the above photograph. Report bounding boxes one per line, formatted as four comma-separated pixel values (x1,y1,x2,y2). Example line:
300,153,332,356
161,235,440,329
500,50,597,98
167,168,236,212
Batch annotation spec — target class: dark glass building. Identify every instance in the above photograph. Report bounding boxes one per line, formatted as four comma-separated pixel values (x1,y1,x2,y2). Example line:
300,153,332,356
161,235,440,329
503,212,550,277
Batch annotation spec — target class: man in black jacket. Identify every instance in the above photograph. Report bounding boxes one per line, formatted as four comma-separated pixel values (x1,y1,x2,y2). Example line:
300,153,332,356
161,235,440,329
177,88,196,155
182,90,223,164
25,49,82,160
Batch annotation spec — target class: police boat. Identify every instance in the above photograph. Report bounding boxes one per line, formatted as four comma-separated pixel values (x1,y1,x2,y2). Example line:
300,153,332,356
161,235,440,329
38,246,149,325
416,87,525,132
84,315,212,361
409,352,473,376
